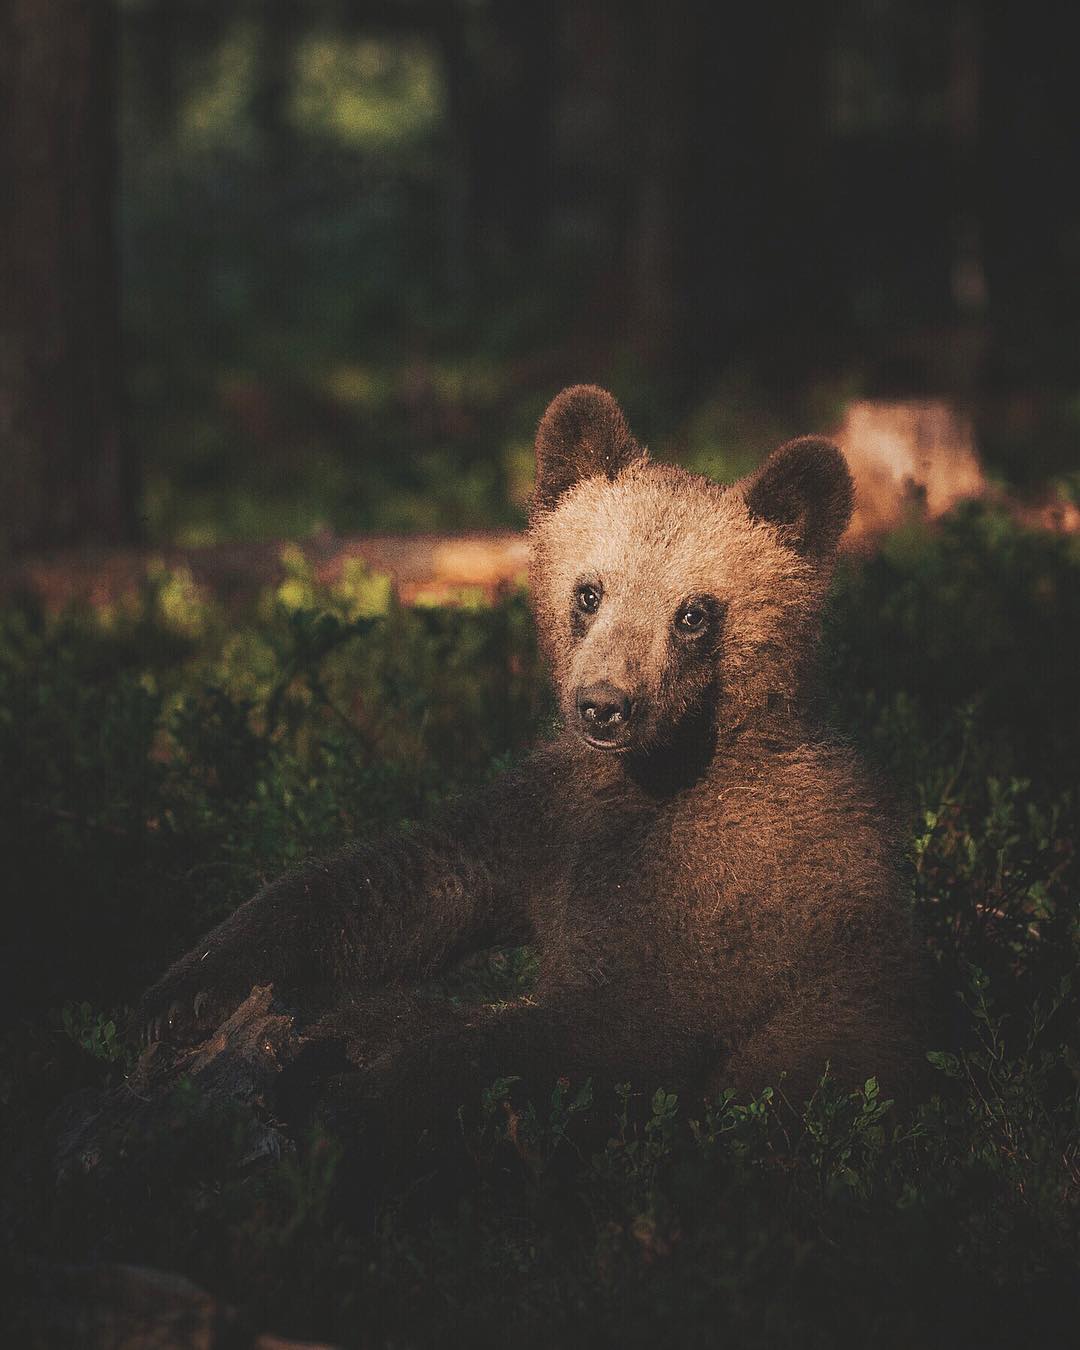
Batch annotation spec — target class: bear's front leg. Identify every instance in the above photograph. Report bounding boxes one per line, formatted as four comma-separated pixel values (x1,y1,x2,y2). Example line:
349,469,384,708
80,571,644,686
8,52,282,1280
137,860,335,1045
137,783,542,1046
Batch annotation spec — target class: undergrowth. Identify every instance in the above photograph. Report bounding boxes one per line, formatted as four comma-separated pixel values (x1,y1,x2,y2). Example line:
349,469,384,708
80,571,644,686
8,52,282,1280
2,504,1079,1347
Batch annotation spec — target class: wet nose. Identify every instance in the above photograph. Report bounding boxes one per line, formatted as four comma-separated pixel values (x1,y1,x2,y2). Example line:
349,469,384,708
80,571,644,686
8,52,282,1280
577,681,634,739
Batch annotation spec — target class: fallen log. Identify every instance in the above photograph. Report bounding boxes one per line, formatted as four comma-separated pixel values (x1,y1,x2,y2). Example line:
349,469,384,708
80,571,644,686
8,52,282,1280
1,530,531,614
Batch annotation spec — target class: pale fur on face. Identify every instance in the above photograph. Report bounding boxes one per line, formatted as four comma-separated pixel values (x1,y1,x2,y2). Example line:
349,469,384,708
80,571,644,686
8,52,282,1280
530,459,831,749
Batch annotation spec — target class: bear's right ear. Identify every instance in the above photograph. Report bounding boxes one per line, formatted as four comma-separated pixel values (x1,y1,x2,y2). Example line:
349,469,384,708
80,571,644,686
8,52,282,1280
531,385,647,519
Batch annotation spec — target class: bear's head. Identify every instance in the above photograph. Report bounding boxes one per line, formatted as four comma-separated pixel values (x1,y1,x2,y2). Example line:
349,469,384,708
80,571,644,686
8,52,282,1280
529,385,853,761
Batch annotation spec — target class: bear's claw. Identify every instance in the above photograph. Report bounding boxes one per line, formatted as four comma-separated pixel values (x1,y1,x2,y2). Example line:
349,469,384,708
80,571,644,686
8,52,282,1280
138,989,225,1049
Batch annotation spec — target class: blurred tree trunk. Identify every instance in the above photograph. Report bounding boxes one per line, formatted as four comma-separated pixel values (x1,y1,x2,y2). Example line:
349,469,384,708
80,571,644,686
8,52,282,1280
436,0,557,293
0,0,137,554
980,0,1080,383
251,0,306,160
601,0,683,376
679,0,843,388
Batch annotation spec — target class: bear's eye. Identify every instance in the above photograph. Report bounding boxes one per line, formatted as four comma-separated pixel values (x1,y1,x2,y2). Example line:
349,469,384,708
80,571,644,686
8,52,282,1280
576,584,602,615
676,603,708,632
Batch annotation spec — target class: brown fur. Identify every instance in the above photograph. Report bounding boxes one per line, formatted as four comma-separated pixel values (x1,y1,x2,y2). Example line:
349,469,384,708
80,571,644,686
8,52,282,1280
139,386,918,1133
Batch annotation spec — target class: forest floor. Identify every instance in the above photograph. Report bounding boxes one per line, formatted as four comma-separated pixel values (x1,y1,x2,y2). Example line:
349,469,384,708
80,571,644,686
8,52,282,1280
3,502,1079,1348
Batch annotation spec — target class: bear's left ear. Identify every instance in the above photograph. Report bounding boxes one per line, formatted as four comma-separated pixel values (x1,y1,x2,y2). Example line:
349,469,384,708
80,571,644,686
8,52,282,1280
740,436,853,558
531,385,647,520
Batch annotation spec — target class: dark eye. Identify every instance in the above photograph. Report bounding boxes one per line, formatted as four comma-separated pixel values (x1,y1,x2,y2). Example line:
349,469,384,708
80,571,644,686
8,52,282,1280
576,584,601,614
676,603,708,632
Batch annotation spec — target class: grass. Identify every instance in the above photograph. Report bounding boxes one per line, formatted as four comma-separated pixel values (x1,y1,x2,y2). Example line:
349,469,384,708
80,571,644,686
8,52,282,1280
2,504,1079,1347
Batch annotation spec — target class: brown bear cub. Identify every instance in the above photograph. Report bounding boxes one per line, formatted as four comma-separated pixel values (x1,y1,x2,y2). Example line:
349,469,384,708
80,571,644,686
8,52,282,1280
140,386,918,1113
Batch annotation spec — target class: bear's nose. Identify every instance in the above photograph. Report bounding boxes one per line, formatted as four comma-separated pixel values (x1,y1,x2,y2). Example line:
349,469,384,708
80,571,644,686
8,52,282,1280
577,682,634,741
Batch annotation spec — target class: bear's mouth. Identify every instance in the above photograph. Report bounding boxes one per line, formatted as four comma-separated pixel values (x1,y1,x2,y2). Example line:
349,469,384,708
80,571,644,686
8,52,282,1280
581,732,634,754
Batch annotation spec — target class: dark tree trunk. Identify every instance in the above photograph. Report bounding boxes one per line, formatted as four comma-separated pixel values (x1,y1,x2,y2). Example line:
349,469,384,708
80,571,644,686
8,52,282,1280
435,0,558,294
621,0,692,376
0,0,137,553
679,0,845,389
980,0,1080,381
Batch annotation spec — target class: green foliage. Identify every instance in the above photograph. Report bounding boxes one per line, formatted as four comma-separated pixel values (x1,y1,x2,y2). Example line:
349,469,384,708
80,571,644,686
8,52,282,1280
470,1073,595,1185
798,1072,893,1198
599,1084,682,1196
4,504,1080,1345
920,965,1079,1199
59,1002,134,1073
1,570,547,1011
